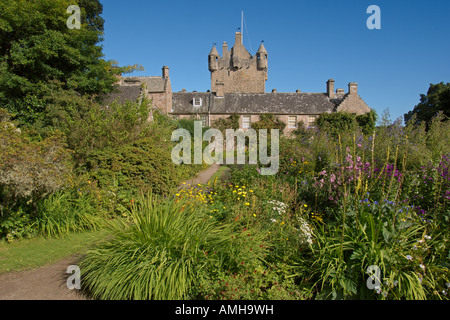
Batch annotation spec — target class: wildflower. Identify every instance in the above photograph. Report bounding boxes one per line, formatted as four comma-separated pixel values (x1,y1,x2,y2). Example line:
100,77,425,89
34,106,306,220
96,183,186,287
424,235,431,240
406,255,413,261
253,213,256,217
304,204,308,208
244,202,250,206
419,264,425,269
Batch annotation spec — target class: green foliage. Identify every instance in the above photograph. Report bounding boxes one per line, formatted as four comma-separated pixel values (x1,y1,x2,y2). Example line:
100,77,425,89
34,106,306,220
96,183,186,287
315,110,377,138
0,109,73,212
211,113,240,135
250,113,286,133
0,0,142,126
0,207,36,242
65,98,152,165
86,136,180,197
404,82,450,126
316,112,358,138
35,188,106,238
304,197,445,300
79,194,226,300
356,109,377,135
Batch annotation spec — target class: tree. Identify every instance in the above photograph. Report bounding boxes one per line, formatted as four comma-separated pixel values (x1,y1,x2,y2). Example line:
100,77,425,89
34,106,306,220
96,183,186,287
0,0,142,125
404,82,450,126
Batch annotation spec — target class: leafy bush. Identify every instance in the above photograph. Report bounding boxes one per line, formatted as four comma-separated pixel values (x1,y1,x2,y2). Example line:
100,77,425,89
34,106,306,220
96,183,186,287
0,207,36,242
0,108,73,213
86,136,180,197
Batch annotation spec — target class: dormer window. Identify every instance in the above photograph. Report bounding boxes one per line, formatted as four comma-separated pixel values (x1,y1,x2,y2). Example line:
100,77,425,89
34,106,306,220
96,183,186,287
193,97,202,107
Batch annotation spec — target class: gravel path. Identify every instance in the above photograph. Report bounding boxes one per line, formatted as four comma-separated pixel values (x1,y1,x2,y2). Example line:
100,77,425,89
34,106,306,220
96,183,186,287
0,164,221,300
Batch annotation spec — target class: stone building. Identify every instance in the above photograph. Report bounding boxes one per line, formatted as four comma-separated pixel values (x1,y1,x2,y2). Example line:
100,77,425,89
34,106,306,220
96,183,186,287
105,31,371,133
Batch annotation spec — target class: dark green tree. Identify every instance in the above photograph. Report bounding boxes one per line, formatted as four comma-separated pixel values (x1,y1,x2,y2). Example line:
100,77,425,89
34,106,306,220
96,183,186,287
0,0,142,125
404,82,450,126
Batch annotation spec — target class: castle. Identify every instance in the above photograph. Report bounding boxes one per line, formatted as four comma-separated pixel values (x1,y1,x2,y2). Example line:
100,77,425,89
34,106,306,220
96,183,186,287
105,31,371,133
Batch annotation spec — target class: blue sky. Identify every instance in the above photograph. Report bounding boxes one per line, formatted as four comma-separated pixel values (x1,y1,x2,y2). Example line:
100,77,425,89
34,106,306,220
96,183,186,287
100,0,450,123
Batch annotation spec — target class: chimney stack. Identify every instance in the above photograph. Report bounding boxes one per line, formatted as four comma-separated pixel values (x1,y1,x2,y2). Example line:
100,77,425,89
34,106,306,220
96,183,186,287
222,41,229,59
327,79,335,99
235,32,242,44
162,66,169,79
348,82,358,95
336,88,345,99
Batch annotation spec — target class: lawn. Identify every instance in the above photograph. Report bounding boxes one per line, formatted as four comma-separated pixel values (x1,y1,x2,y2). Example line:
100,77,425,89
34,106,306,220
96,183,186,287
0,230,107,274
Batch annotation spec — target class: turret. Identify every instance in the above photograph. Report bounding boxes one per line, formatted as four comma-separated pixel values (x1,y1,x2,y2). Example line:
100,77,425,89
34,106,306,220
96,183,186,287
256,42,268,70
208,45,219,72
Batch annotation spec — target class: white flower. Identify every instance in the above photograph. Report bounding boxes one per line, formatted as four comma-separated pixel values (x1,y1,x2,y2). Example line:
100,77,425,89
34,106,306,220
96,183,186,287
419,264,425,269
406,255,413,261
424,235,431,240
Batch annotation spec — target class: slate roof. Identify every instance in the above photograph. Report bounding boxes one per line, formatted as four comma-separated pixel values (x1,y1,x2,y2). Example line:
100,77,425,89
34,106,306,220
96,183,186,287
120,76,168,93
171,92,342,115
102,85,142,106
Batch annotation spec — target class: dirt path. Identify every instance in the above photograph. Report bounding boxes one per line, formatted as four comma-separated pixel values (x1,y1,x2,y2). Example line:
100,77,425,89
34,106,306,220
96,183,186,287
0,255,86,300
0,164,221,300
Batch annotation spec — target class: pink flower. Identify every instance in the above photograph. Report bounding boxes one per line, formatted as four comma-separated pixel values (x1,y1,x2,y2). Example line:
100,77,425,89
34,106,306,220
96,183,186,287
330,173,336,183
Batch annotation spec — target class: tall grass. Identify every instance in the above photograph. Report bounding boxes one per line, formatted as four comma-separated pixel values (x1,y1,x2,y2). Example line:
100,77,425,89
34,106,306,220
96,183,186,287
79,193,227,300
35,190,106,238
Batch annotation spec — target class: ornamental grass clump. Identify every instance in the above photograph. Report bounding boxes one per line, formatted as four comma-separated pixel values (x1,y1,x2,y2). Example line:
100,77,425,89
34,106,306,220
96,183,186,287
79,193,227,300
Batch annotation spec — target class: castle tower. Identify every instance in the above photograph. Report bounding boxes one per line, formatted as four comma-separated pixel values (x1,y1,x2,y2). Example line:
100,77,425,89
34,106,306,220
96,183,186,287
208,46,219,72
209,32,268,95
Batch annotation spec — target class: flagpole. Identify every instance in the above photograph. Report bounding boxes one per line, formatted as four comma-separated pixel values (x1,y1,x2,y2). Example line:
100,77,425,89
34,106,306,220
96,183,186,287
241,11,244,44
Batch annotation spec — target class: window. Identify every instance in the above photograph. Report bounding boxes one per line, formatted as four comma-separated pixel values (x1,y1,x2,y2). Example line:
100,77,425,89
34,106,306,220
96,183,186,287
242,115,251,129
200,114,208,127
193,97,202,107
308,116,317,127
288,116,297,128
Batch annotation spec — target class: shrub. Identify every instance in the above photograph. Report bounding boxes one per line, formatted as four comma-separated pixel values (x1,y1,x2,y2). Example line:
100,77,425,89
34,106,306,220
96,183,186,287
0,108,73,213
316,112,358,138
86,136,180,197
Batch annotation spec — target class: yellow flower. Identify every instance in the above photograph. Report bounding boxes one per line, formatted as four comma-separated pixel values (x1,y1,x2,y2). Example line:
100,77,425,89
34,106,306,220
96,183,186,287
244,202,250,206
253,213,256,217
304,204,308,208
249,190,254,193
